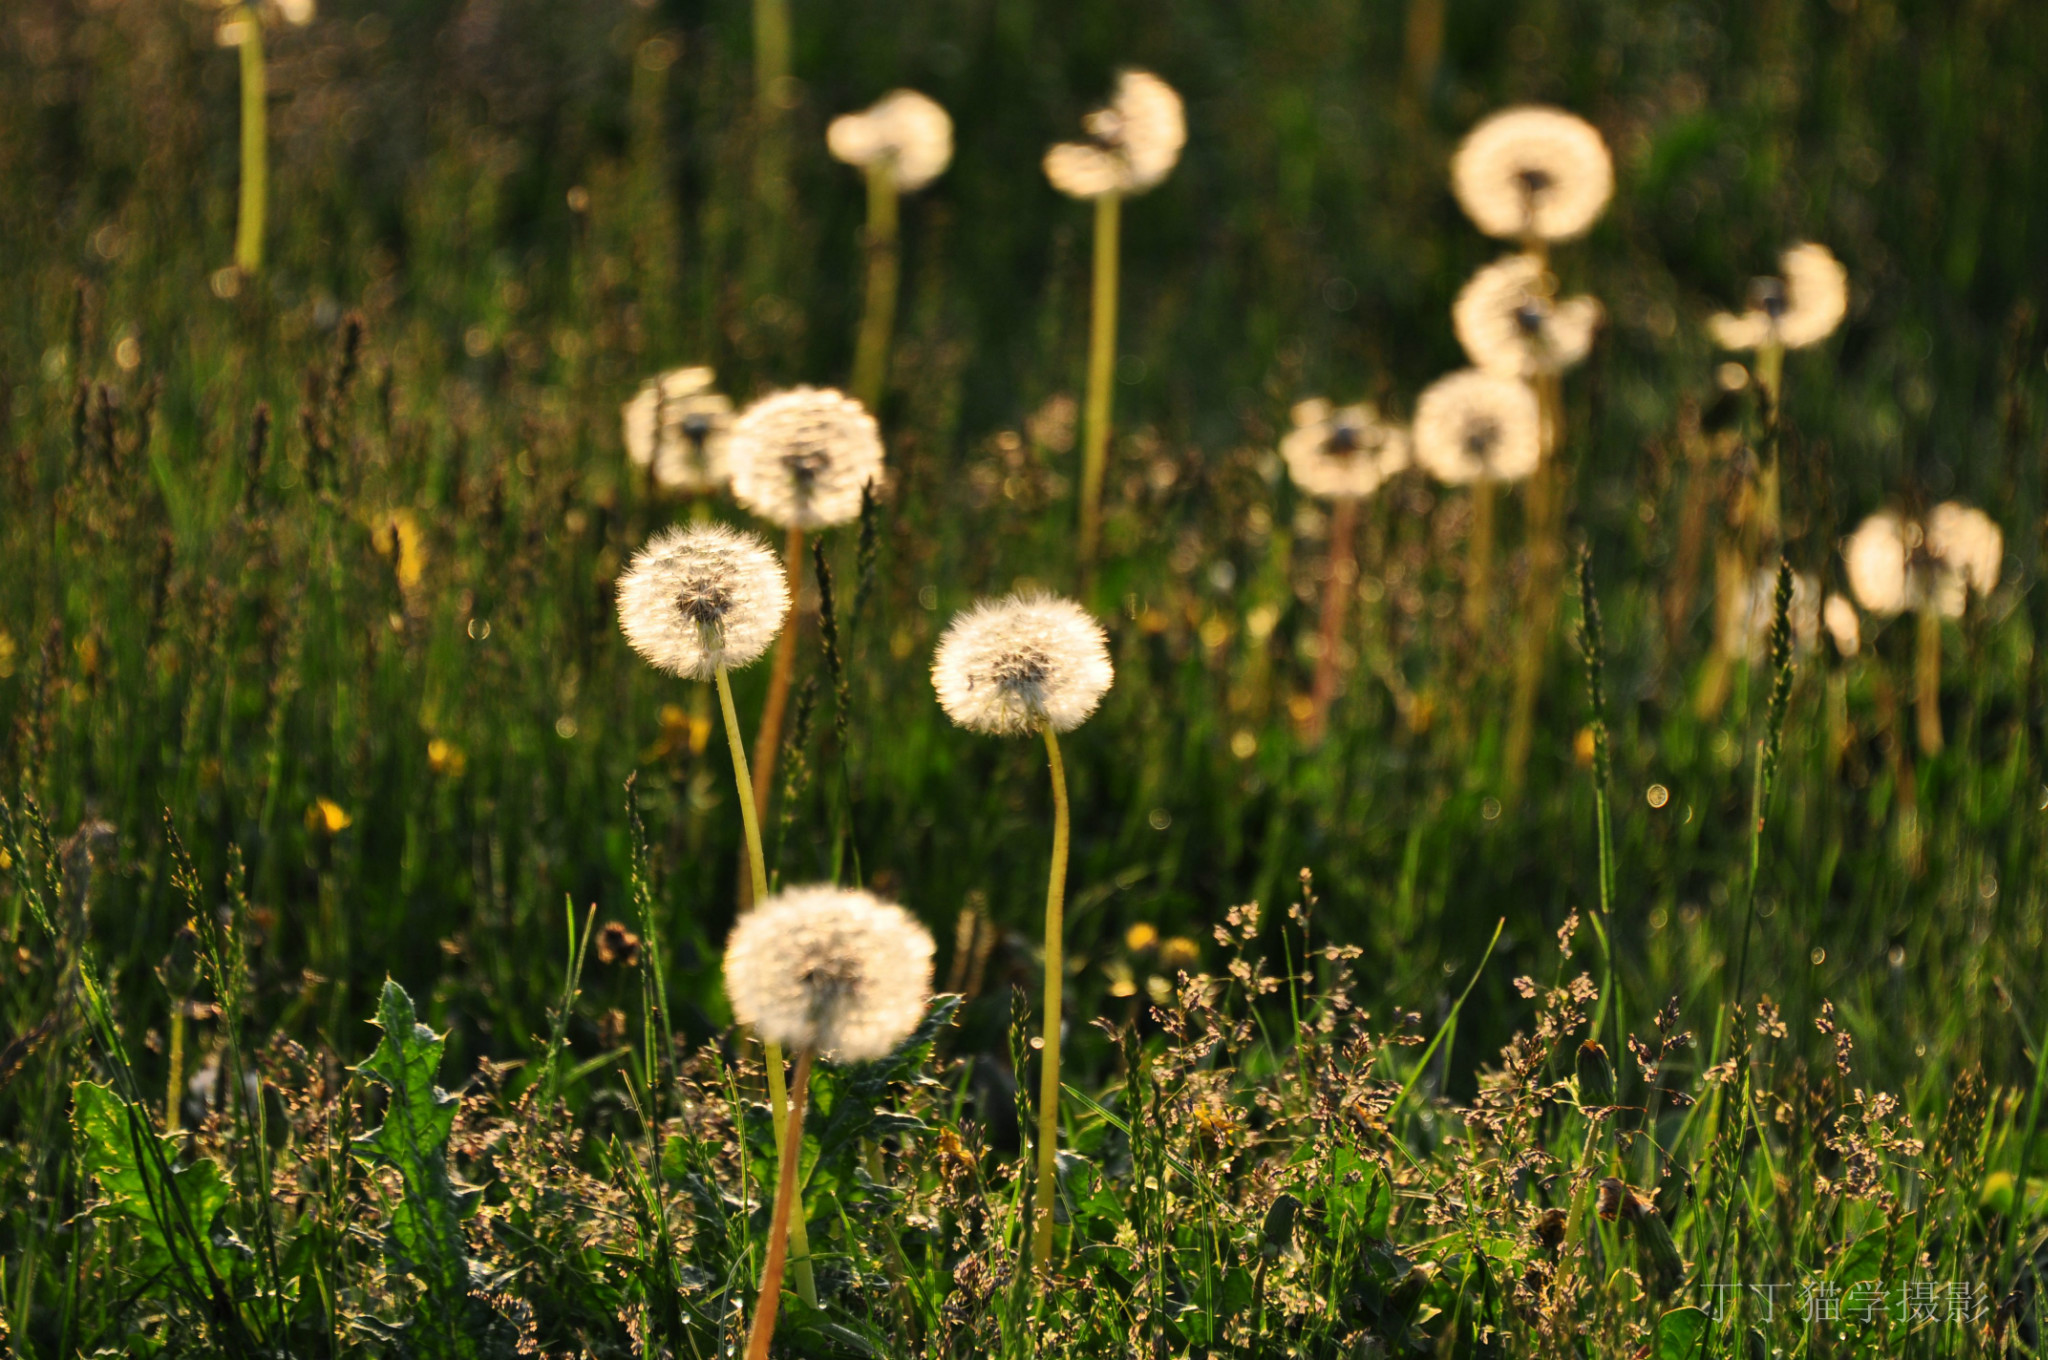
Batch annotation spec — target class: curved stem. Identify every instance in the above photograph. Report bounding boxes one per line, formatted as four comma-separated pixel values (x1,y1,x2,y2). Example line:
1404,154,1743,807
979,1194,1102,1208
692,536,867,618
851,165,902,412
745,1047,814,1360
1031,725,1071,1267
1307,496,1359,745
745,523,806,903
1078,193,1123,569
717,664,816,1305
233,8,267,274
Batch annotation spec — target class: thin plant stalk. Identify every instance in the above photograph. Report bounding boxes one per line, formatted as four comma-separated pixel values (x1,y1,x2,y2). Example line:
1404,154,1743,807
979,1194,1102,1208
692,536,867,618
1753,340,1785,544
1575,549,1622,1073
1031,725,1072,1267
1915,606,1944,756
1503,372,1565,798
752,0,790,121
744,1047,814,1360
716,663,817,1306
1078,192,1123,568
850,162,902,412
165,1003,186,1134
1464,479,1495,635
1306,496,1360,745
232,6,267,274
748,523,807,883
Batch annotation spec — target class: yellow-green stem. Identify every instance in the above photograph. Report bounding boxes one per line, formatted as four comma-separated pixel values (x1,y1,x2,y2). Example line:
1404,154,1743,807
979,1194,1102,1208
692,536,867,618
1031,725,1071,1267
745,1047,813,1360
851,164,902,412
1307,496,1360,746
233,7,267,275
1078,193,1123,568
165,1006,186,1134
716,664,817,1305
1465,479,1495,636
1503,374,1565,799
1915,607,1944,756
752,0,790,122
745,523,806,902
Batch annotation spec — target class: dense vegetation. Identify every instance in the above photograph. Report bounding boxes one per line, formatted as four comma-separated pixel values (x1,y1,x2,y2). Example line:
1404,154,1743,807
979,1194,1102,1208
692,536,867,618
2,0,2046,1354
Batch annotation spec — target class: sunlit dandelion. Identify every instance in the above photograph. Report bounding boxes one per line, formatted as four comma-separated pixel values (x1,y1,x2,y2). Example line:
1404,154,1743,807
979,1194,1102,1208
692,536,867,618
1042,70,1187,200
622,367,733,494
1279,400,1411,502
728,387,884,532
616,524,790,680
828,90,953,192
1710,243,1849,352
1411,370,1542,485
1451,106,1613,244
1452,253,1602,379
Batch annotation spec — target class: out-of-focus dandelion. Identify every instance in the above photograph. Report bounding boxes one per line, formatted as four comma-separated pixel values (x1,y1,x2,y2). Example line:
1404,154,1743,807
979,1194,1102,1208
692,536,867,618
1822,594,1861,657
725,886,934,1360
1709,243,1849,355
1414,370,1541,635
727,387,885,837
830,91,953,410
932,592,1113,1267
1450,106,1613,246
1843,502,2002,754
215,0,314,274
614,523,816,1303
1452,254,1602,379
1044,70,1186,567
1280,401,1411,744
622,367,733,495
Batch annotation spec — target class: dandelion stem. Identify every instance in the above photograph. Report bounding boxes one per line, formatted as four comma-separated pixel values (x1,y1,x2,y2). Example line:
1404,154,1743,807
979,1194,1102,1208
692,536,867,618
1504,373,1566,800
851,162,902,412
1078,192,1122,569
232,7,267,275
1032,724,1071,1267
747,523,807,899
1915,606,1944,756
1306,496,1359,745
717,662,817,1306
745,1047,814,1360
1465,478,1495,635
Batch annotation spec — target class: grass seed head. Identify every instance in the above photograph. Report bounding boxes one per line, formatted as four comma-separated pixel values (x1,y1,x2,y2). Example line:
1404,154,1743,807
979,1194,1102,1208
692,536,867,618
723,886,934,1061
728,387,885,531
931,592,1114,736
616,523,790,679
1450,105,1613,243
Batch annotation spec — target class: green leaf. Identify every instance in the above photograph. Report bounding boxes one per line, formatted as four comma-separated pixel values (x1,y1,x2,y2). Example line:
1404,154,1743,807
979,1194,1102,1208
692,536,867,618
1655,1305,1710,1360
352,979,480,1360
1830,1230,1885,1285
71,1081,240,1285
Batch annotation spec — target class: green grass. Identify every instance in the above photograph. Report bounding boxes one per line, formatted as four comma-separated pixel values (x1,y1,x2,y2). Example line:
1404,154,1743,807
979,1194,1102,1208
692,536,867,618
2,0,2047,1355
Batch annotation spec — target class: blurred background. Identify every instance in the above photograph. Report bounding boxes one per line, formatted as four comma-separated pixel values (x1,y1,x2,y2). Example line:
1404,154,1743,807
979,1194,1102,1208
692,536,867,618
2,0,2045,1097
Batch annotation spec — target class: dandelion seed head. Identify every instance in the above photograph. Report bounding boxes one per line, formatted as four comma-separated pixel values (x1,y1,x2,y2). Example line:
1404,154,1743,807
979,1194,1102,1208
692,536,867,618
1411,370,1542,485
1843,511,1911,616
1279,400,1410,500
616,523,790,679
1924,501,2002,614
1044,70,1186,199
1844,503,2001,619
1450,106,1613,243
728,387,885,530
622,367,733,494
723,887,935,1061
932,593,1114,736
275,0,315,24
1452,253,1602,378
827,89,954,192
1709,243,1849,351
1822,593,1861,657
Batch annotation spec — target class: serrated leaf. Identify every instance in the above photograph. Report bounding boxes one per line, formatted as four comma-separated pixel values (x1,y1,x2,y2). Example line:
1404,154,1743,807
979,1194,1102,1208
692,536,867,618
351,979,480,1360
71,1081,241,1285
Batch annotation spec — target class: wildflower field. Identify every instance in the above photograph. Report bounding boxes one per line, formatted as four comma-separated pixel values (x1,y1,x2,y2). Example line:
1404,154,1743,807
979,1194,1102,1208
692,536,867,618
4,0,2048,1355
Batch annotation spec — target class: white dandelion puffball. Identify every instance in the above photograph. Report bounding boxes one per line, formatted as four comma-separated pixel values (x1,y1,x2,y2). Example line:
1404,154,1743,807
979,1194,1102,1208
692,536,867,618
1043,69,1187,199
1709,243,1849,352
932,593,1115,737
275,0,315,24
1842,503,2002,619
622,367,733,494
1411,370,1543,485
1279,399,1411,501
724,886,934,1062
616,523,791,679
827,89,954,192
1720,567,1820,661
1823,593,1861,657
1450,106,1613,244
728,387,885,531
1452,253,1602,379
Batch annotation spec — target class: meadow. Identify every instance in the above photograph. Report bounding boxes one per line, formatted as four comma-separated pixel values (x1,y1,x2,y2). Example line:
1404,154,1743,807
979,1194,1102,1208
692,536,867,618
2,0,2047,1355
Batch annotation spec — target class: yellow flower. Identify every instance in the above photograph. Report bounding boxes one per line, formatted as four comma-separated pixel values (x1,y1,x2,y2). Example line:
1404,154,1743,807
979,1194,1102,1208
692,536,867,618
307,798,352,835
1157,936,1200,970
370,509,428,593
1124,922,1160,953
427,738,466,778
